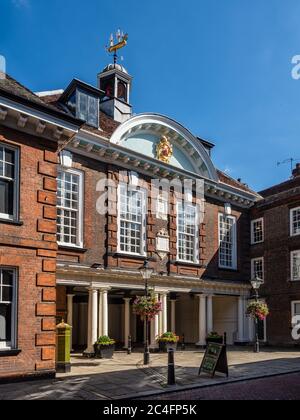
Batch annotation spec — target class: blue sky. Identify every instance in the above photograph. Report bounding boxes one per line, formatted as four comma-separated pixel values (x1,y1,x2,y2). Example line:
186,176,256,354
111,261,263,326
1,0,300,191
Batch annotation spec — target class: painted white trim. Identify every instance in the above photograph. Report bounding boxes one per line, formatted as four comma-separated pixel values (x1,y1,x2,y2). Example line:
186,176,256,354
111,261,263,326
35,89,64,97
291,300,300,326
290,250,300,281
117,183,147,257
290,207,300,237
109,113,219,182
0,142,19,221
251,257,265,282
57,167,84,248
0,267,17,350
176,201,199,264
218,213,237,270
0,96,80,132
251,218,264,245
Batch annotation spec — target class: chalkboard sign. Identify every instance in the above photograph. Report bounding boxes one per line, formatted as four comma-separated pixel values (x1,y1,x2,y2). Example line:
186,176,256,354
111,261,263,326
199,342,229,378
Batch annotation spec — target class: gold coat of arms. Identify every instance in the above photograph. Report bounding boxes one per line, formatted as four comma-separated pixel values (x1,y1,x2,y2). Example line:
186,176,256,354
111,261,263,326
156,136,173,164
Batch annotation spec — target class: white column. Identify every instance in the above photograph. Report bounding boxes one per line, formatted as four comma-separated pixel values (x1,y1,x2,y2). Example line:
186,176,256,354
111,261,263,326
84,287,98,355
98,290,103,338
150,293,159,349
207,295,214,334
237,296,245,342
123,298,131,349
170,300,176,332
197,294,207,346
102,289,109,337
67,294,75,352
161,293,168,333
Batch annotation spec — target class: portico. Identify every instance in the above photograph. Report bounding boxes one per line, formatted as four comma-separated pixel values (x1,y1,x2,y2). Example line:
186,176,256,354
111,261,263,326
56,266,251,353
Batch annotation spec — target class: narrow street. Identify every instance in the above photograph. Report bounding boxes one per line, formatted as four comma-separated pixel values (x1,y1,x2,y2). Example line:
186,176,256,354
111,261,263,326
144,373,300,400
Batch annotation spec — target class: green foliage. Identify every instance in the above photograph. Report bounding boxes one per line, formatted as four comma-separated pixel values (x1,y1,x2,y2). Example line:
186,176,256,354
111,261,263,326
95,336,115,346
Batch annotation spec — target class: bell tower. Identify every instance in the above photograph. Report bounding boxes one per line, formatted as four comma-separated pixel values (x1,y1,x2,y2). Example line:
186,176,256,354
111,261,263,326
98,31,132,123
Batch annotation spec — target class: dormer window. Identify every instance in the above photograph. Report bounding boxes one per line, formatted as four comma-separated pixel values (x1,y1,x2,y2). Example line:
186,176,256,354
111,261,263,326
60,80,101,129
77,91,98,128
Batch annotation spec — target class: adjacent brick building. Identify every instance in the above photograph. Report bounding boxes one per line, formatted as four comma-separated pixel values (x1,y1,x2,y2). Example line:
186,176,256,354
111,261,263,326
251,165,300,346
0,76,82,380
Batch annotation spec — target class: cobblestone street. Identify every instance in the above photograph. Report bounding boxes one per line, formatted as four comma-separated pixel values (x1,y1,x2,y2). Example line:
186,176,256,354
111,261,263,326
0,348,299,400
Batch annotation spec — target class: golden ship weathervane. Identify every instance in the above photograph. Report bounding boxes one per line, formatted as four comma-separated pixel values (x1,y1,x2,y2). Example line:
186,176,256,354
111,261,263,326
106,30,128,64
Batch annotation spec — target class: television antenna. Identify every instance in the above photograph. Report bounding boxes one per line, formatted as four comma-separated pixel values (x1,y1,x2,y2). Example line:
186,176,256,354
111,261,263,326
277,158,300,174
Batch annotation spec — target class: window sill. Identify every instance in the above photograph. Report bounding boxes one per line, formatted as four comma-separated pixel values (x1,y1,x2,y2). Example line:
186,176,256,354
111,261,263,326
108,252,155,261
0,349,21,357
0,218,23,226
171,260,204,268
58,245,88,253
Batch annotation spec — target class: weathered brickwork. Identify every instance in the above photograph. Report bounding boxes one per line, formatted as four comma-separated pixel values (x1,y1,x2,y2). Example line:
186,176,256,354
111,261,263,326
0,126,57,380
251,175,300,346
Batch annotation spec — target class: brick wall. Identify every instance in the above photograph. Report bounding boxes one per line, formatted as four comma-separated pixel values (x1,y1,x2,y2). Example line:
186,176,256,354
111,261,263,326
0,126,58,379
251,180,300,346
58,158,251,281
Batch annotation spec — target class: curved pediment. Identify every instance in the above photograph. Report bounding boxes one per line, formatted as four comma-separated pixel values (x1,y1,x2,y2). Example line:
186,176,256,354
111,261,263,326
110,114,218,181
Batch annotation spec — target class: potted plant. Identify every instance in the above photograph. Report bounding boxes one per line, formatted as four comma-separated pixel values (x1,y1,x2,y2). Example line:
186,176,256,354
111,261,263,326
94,336,115,359
246,301,269,321
132,295,162,321
206,332,223,345
157,332,179,352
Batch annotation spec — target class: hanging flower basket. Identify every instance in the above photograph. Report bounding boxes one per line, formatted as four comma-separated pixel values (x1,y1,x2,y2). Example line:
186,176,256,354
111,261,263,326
246,301,269,321
133,295,162,321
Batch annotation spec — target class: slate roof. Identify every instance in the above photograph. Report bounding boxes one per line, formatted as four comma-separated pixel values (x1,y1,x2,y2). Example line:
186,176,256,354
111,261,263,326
0,74,83,125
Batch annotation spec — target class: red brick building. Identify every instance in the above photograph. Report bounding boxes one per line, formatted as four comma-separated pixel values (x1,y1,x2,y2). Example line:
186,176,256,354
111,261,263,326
0,76,82,380
1,58,298,381
250,165,300,346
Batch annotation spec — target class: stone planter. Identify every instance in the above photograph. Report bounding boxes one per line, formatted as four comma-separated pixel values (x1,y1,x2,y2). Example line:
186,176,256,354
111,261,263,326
94,344,114,359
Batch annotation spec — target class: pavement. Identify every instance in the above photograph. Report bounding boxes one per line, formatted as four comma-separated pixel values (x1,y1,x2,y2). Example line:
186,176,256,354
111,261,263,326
0,347,300,400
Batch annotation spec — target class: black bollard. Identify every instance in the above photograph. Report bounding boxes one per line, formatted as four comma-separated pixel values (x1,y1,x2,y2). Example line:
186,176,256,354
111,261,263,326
168,349,176,386
224,332,227,348
128,335,132,355
181,334,186,351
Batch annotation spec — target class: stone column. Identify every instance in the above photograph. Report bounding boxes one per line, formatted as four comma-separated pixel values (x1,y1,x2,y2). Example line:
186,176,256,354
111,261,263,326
207,295,214,334
67,294,75,352
123,298,131,349
170,299,176,332
196,294,207,347
161,293,168,334
237,296,245,342
102,289,109,337
150,293,159,350
98,290,103,338
84,287,98,355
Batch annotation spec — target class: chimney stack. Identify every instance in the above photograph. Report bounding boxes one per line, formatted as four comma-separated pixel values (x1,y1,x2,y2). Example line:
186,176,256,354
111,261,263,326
292,163,300,178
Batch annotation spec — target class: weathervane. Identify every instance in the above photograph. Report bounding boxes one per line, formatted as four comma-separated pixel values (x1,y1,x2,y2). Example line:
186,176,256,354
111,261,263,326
106,30,128,65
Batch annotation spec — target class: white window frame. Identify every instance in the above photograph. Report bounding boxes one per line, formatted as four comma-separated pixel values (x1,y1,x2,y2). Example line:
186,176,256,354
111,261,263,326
57,168,84,249
251,257,264,282
218,213,237,270
290,207,300,237
0,143,19,221
156,192,169,221
251,218,264,245
291,301,300,327
290,250,300,281
117,183,147,256
176,201,199,264
0,267,18,351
